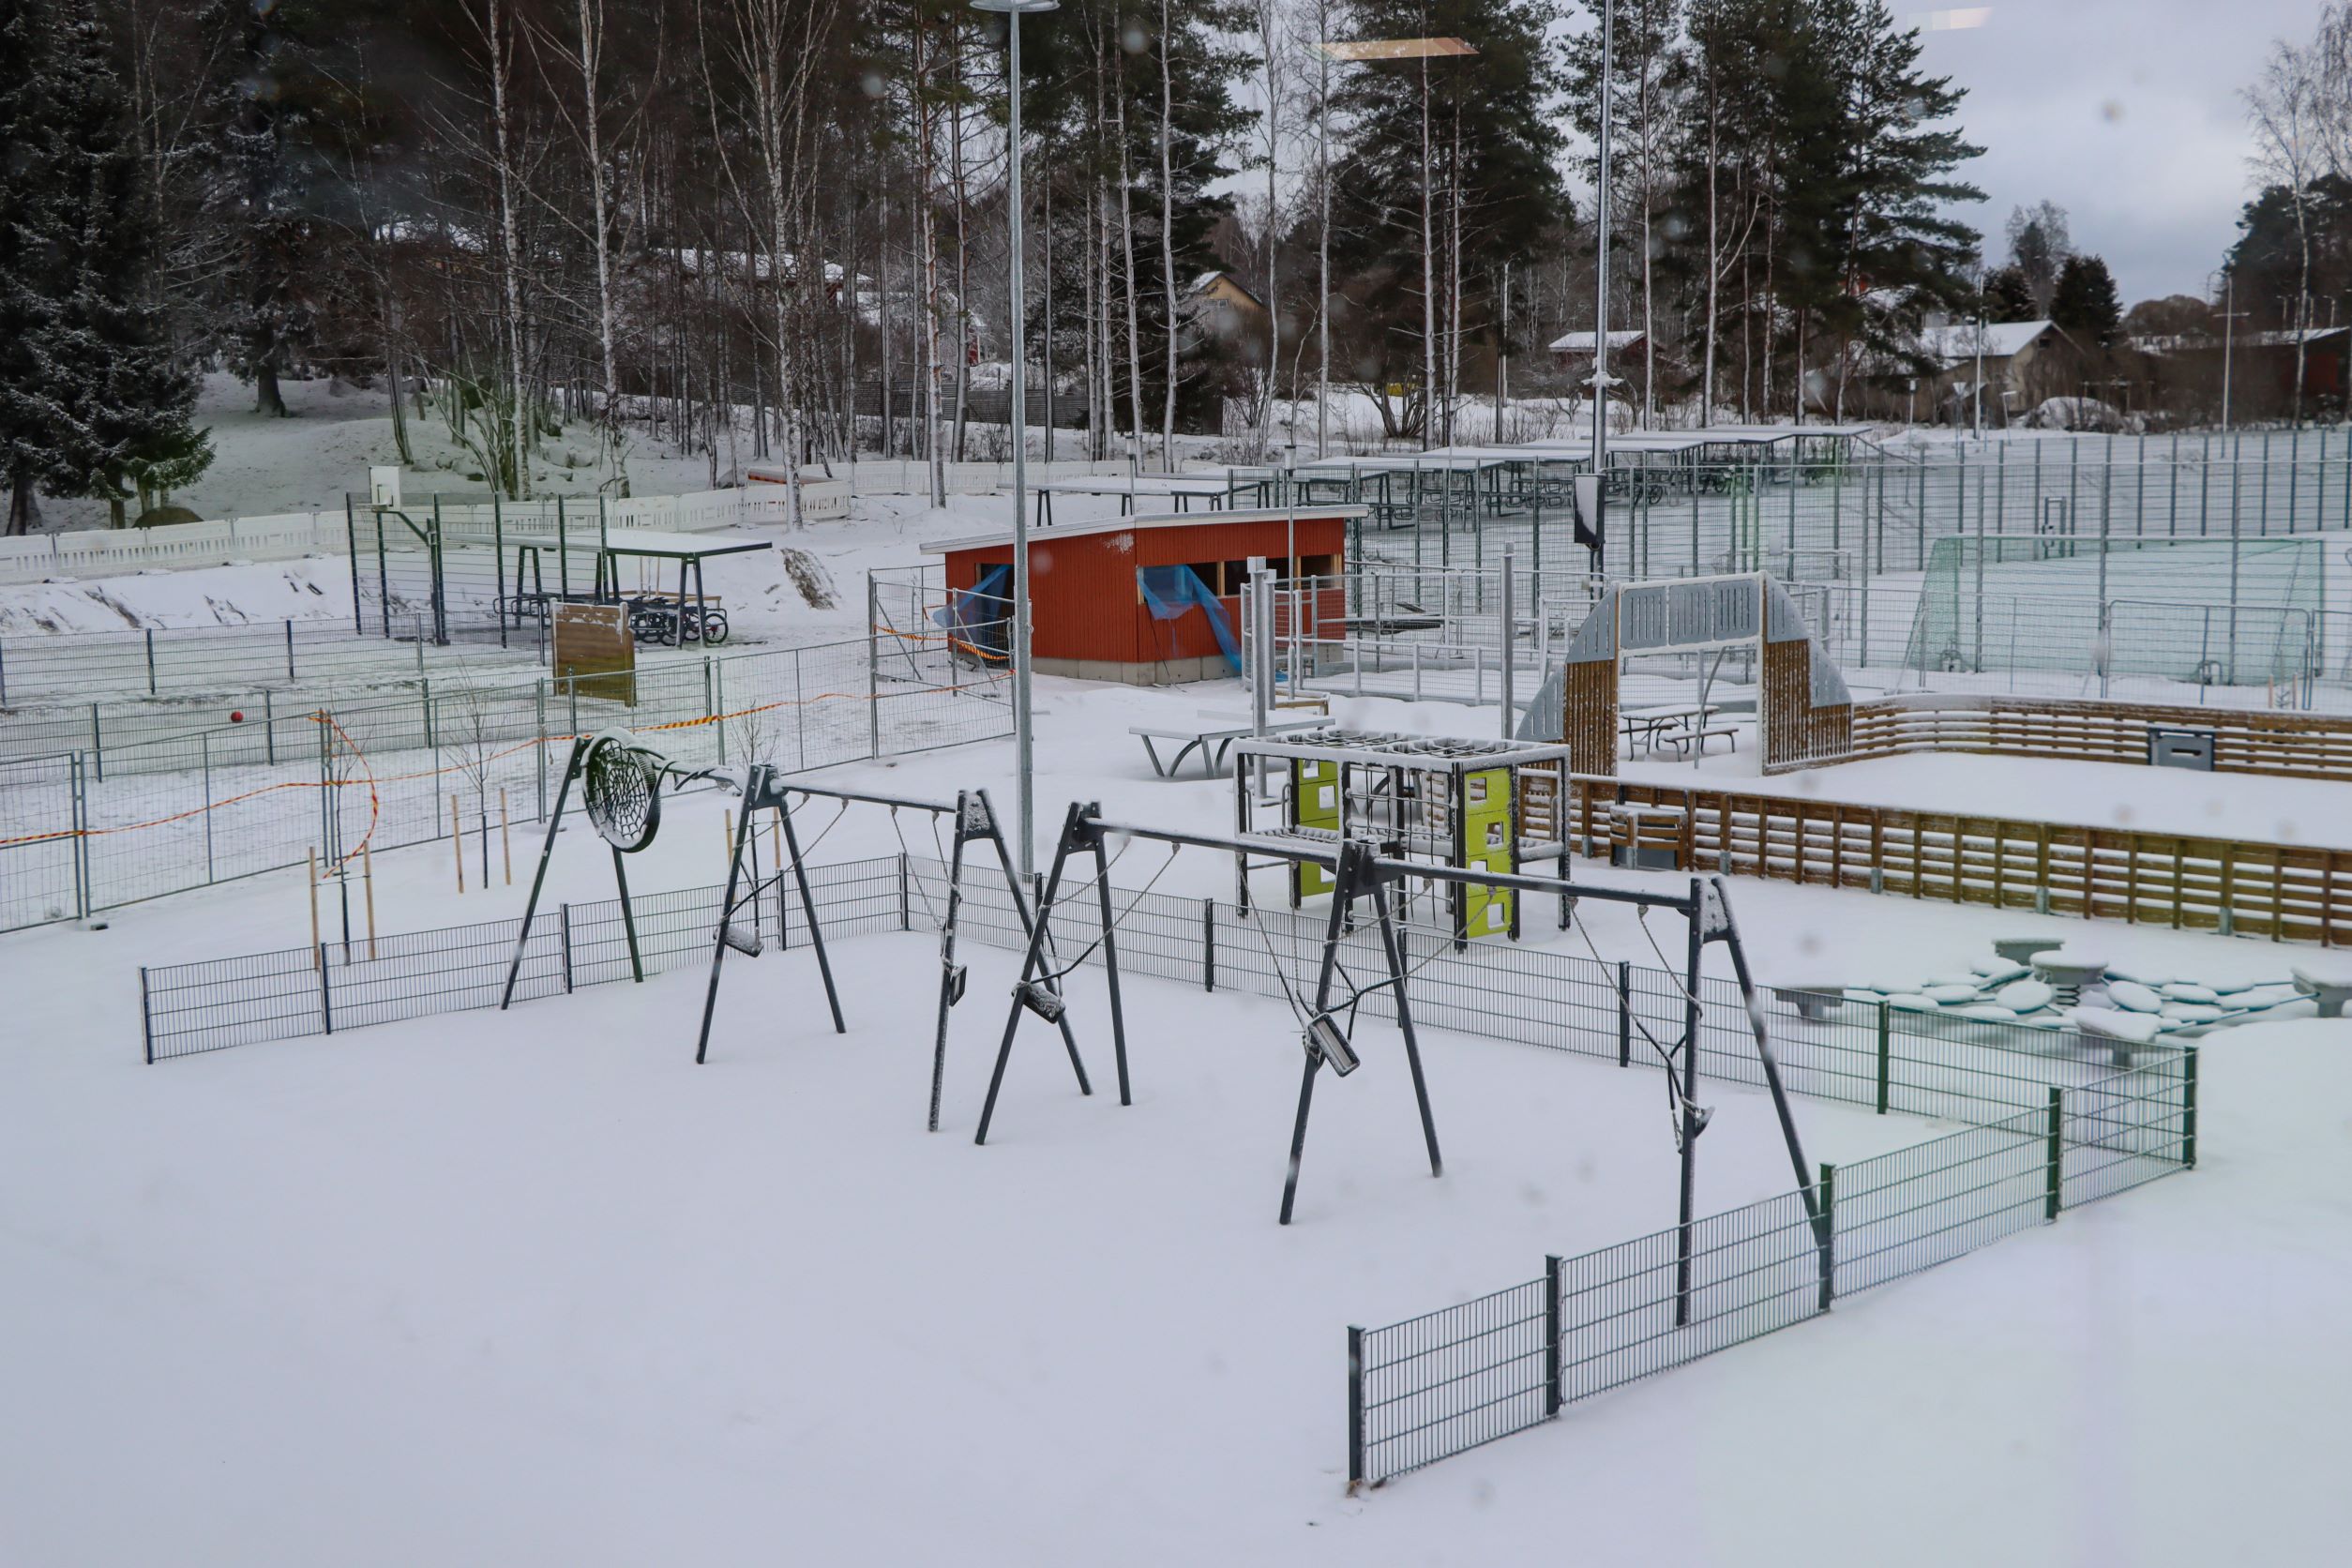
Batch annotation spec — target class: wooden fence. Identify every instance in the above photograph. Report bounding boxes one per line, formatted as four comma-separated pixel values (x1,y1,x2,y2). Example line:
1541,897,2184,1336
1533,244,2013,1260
1568,776,2352,946
1835,695,2352,784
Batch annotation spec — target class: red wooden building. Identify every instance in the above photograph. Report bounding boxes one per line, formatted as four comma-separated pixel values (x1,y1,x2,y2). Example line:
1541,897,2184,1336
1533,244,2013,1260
922,505,1361,683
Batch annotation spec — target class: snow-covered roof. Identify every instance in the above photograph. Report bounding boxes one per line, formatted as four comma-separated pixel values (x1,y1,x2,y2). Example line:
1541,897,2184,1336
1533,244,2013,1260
1917,320,2056,364
920,505,1366,554
1547,329,1646,354
1188,270,1263,306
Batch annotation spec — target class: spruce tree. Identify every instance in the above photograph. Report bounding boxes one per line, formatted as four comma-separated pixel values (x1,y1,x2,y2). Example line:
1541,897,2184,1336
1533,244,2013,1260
48,0,209,524
1329,0,1567,436
1981,264,2036,323
0,0,68,535
2050,253,2122,347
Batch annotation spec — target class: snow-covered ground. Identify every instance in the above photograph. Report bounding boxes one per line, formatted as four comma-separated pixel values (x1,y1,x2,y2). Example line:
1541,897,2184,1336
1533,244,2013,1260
4,647,2350,1563
7,442,2352,1560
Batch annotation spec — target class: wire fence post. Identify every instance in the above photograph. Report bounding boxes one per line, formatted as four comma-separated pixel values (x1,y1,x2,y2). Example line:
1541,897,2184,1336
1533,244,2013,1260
285,618,296,681
2181,1046,2198,1168
1347,1325,1367,1489
1543,1254,1565,1417
144,626,157,695
1817,1164,1838,1310
70,751,91,920
559,903,574,993
867,574,882,761
139,966,154,1064
1617,960,1631,1066
318,942,335,1034
1203,897,1216,992
2043,1086,2064,1219
898,855,911,930
1876,1002,1892,1112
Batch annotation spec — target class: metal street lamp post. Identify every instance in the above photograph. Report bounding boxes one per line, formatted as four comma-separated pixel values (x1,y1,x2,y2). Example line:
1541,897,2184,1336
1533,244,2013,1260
974,0,1056,876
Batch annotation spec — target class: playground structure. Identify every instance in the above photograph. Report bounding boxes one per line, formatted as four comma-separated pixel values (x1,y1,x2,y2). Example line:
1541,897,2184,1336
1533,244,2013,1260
1515,572,1856,776
922,506,1362,684
975,801,1826,1269
499,729,1080,1130
1228,728,1576,942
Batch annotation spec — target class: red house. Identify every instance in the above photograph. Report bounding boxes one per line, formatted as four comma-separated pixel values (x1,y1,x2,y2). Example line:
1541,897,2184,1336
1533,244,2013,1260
922,505,1360,684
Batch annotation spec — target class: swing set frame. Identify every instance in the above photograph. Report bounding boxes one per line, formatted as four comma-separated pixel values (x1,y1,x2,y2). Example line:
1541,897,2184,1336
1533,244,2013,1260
975,801,1832,1319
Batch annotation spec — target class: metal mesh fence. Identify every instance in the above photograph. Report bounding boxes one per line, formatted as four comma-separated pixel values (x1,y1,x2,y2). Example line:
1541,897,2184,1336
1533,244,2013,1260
138,853,907,1061
1,614,1007,934
1351,1045,2193,1485
1337,435,2352,582
131,844,2196,1489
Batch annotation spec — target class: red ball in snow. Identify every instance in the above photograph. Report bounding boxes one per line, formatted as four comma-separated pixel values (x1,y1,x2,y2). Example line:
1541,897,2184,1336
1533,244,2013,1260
230,710,244,723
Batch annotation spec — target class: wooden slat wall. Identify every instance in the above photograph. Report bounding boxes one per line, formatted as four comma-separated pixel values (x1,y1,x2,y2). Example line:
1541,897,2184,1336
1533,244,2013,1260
1759,635,1851,774
1843,697,2352,784
1565,776,2352,946
1564,659,1620,779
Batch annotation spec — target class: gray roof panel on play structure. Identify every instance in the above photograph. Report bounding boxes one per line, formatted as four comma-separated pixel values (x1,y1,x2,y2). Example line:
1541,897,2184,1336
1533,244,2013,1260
1514,573,1850,742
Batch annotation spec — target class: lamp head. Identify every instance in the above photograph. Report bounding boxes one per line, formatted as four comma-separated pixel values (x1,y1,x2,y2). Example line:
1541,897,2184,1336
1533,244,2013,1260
972,0,1058,11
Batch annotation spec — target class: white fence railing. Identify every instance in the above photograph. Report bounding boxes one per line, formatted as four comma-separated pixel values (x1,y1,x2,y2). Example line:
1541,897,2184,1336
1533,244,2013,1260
0,487,778,586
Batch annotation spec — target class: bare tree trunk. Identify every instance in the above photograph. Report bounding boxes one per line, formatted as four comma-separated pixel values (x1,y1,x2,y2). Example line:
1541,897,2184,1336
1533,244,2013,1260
487,0,532,499
1157,0,1179,469
568,0,626,489
1701,81,1718,422
916,17,946,504
1116,51,1147,467
1316,0,1331,457
951,23,972,461
1418,48,1435,449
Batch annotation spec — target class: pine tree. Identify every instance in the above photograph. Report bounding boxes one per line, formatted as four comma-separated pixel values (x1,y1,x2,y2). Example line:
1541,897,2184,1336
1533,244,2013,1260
0,0,71,534
45,2,207,523
1981,264,2036,322
1330,0,1568,440
2050,253,2122,347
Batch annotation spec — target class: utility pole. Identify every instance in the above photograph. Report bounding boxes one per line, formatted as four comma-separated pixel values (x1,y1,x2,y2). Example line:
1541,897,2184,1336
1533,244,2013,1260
975,0,1058,875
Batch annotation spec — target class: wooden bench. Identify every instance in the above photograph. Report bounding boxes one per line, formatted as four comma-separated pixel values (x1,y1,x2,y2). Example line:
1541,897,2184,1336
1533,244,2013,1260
1651,723,1739,759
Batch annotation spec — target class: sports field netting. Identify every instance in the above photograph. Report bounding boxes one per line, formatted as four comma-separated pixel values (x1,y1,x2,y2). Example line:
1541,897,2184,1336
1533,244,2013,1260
1902,535,2325,684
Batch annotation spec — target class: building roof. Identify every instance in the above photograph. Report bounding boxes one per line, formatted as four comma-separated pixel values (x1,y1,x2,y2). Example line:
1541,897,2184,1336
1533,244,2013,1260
1546,329,1647,354
1917,320,2057,364
920,505,1366,554
1187,270,1264,308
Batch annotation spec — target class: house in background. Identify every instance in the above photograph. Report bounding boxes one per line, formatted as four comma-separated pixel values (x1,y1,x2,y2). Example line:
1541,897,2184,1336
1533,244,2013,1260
1185,271,1270,356
1908,319,2077,425
1546,329,1659,406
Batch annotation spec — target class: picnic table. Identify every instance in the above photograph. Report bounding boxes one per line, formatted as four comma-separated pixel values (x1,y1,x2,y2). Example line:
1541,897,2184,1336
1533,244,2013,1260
1131,716,1326,779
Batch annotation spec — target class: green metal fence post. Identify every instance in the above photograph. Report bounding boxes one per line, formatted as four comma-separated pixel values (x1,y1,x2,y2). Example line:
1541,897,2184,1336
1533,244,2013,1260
1876,1001,1892,1113
1817,1164,1837,1310
1347,1325,1367,1489
1544,1254,1565,1416
2044,1086,2064,1219
2181,1045,2199,1168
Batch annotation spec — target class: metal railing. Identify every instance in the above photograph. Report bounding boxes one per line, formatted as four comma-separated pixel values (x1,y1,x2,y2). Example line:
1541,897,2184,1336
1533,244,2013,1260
132,844,2198,1494
138,854,908,1062
1350,1049,2192,1485
2,615,1010,936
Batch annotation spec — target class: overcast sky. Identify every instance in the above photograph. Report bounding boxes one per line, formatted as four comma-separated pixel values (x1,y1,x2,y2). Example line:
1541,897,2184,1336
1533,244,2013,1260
1918,0,2315,306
